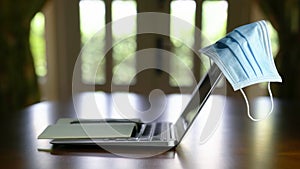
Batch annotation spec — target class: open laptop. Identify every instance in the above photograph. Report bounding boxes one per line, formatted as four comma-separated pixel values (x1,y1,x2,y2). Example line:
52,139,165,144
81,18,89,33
39,64,223,148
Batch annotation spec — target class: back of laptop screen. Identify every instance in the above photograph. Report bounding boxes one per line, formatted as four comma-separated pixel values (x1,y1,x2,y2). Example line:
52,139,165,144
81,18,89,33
173,64,223,142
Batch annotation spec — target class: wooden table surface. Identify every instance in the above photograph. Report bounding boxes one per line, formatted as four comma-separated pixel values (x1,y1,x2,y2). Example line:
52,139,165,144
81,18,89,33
0,92,299,169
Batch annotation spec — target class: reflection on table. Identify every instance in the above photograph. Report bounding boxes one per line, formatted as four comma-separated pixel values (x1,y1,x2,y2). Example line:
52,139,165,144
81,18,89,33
1,92,299,169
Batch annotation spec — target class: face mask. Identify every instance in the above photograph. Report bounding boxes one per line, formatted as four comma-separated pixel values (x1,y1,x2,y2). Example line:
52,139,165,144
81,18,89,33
199,20,282,121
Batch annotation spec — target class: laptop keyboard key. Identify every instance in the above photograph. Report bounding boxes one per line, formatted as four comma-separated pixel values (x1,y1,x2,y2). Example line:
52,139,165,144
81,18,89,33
153,123,162,136
141,124,152,137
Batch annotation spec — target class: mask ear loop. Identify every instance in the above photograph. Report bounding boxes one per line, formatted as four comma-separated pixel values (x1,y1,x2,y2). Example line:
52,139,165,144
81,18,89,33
240,82,274,122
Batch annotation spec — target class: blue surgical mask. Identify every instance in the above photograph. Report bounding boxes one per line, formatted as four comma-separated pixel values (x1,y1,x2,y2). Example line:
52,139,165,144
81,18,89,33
199,20,282,121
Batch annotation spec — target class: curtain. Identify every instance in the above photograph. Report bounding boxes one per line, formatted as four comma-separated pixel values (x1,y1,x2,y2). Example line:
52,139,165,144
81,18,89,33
0,0,47,113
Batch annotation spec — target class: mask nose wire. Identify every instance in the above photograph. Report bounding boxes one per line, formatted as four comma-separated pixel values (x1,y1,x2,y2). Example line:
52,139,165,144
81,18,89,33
240,82,274,122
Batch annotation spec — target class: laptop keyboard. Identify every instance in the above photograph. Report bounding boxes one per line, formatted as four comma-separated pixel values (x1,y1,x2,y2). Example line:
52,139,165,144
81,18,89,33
50,122,174,145
137,122,172,141
153,123,163,136
141,124,152,137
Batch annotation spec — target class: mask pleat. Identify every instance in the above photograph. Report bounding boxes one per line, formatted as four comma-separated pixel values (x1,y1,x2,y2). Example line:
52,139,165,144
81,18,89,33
199,20,282,121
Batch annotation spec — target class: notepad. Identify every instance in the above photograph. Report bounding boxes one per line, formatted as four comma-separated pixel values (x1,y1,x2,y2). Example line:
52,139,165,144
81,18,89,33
38,122,136,139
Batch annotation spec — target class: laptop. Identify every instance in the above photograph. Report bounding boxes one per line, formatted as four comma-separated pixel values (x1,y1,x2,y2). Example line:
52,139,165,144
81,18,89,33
38,64,223,148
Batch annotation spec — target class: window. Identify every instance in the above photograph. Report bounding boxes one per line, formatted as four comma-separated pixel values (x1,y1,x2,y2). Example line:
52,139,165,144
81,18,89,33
201,0,228,75
79,0,137,85
170,0,228,87
202,0,228,43
79,0,106,84
29,0,280,101
30,12,47,77
170,0,196,86
267,21,279,56
78,0,229,93
112,0,137,85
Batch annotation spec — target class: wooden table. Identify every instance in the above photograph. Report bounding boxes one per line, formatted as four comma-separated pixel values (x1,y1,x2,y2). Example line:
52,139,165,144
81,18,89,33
0,92,299,169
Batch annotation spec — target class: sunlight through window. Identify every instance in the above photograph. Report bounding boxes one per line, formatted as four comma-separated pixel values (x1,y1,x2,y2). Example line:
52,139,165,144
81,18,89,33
201,0,228,44
30,12,47,77
79,0,106,84
200,0,228,78
170,0,196,87
267,21,279,57
112,0,137,85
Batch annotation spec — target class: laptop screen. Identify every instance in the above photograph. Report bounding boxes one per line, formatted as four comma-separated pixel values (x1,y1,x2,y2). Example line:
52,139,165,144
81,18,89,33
174,64,223,142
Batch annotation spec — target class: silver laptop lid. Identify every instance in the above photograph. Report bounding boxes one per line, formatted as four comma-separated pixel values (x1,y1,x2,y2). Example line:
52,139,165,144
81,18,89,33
174,64,223,143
